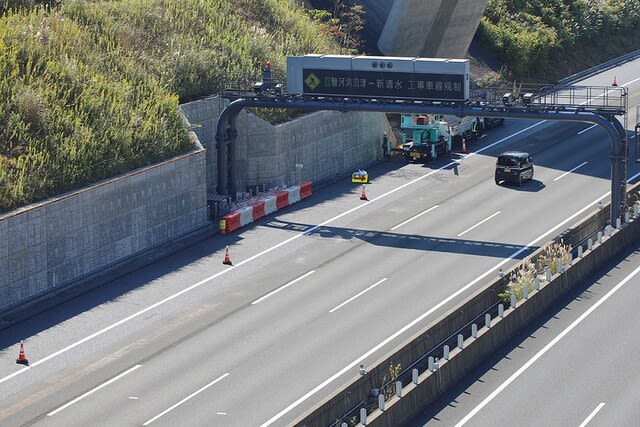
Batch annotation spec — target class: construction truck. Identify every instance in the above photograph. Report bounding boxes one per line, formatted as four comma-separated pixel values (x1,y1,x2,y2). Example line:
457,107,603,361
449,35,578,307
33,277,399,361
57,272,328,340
442,115,472,146
399,114,452,162
444,115,504,146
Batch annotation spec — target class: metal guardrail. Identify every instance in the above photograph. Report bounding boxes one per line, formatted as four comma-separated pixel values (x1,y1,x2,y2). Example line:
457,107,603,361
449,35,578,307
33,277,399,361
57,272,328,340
474,84,627,116
558,48,640,85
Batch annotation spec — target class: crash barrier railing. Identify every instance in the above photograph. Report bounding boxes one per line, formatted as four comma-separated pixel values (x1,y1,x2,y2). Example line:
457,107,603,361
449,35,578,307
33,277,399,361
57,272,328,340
294,182,640,427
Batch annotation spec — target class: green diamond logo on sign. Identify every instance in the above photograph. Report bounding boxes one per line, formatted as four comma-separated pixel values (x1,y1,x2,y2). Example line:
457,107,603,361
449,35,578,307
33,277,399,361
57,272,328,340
304,73,321,91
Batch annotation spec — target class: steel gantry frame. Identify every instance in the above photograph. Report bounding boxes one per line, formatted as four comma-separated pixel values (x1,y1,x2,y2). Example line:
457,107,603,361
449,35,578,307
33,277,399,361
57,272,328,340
215,86,628,224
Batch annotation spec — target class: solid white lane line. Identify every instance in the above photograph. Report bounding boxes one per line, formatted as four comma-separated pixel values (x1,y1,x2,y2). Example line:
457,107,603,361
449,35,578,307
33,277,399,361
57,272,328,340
251,271,315,305
143,372,229,425
457,212,501,237
621,76,640,87
329,278,388,313
47,364,142,416
0,121,548,387
577,124,597,135
554,161,589,181
391,205,439,231
579,402,606,427
261,186,616,427
455,264,640,427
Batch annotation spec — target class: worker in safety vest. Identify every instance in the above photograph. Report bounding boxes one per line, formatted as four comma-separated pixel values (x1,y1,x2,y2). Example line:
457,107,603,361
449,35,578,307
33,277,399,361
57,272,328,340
381,132,390,159
471,119,478,144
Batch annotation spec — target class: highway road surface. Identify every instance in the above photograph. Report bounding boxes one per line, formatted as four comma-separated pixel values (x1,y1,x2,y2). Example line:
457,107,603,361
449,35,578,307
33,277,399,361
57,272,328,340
411,242,640,427
0,57,638,426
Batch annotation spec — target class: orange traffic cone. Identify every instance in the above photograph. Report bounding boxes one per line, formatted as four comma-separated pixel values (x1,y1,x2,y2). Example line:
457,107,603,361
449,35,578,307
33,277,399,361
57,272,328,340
461,138,468,154
222,246,232,266
16,341,29,365
360,185,368,201
612,76,618,86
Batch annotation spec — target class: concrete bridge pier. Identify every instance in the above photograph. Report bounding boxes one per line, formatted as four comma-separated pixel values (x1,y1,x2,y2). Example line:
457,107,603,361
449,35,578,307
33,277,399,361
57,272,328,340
356,0,489,58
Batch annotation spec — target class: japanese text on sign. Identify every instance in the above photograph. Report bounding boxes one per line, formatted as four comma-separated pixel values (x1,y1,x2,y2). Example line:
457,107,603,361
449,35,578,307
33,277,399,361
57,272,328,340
302,69,466,101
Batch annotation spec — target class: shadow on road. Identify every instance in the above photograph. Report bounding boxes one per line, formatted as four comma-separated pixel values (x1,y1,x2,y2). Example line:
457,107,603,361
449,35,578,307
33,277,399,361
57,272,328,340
264,219,539,259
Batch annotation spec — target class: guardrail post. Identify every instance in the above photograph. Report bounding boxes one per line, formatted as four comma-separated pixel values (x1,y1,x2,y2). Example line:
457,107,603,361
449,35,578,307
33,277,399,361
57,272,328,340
598,230,603,243
588,238,593,250
396,381,403,398
578,245,583,258
624,212,629,224
444,345,450,360
360,408,367,425
485,313,491,328
605,225,612,237
471,324,478,338
535,276,541,290
634,203,639,217
498,303,504,318
557,259,564,273
458,334,464,349
342,423,348,427
428,356,434,371
545,267,552,282
412,368,419,384
523,285,529,299
378,394,385,411
510,294,517,309
616,217,622,229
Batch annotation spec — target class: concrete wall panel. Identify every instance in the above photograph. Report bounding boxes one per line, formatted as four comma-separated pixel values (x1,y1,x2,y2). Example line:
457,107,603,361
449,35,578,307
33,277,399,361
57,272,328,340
0,140,208,313
181,97,389,196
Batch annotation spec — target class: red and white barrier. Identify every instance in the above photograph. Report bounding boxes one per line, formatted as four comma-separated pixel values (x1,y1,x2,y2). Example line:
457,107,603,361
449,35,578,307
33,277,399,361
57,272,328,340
219,182,313,234
276,191,289,210
251,200,265,221
237,205,254,227
263,195,277,215
285,186,301,204
300,181,312,199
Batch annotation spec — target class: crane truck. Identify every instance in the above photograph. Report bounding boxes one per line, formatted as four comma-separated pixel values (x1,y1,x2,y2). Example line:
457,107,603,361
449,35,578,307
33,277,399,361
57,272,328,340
399,114,452,162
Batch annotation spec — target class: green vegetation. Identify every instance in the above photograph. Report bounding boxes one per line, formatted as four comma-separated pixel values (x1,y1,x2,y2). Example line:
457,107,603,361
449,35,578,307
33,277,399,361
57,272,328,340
2,0,638,213
478,0,640,79
0,0,345,213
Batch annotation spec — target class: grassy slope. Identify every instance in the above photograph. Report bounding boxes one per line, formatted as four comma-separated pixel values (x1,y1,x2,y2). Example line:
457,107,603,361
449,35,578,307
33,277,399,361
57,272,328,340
0,0,343,213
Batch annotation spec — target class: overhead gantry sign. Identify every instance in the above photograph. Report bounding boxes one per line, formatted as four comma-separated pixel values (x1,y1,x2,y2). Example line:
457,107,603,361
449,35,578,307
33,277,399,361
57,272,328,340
216,56,628,224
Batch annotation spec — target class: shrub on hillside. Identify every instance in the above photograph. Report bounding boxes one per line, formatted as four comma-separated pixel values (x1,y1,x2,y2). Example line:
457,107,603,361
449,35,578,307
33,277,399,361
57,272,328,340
478,0,640,79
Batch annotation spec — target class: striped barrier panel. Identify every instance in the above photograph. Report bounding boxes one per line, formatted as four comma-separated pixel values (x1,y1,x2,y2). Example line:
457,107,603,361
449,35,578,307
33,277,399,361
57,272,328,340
286,186,301,204
300,181,312,199
276,191,289,210
238,205,254,227
219,181,313,234
263,195,277,215
251,200,265,221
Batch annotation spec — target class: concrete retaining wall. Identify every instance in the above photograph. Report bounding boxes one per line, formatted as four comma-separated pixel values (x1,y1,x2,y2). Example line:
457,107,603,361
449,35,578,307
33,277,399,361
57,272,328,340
0,136,208,314
180,96,389,198
294,183,640,426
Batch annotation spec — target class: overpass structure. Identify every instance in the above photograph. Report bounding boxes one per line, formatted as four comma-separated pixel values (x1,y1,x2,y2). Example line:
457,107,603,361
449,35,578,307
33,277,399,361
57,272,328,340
216,83,628,225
